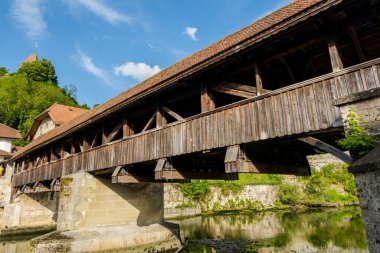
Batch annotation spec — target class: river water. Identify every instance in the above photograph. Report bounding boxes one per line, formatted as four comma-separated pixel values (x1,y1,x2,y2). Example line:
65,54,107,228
0,207,368,253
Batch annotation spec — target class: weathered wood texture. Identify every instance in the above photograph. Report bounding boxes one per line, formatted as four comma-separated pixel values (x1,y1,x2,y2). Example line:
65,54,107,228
12,59,380,186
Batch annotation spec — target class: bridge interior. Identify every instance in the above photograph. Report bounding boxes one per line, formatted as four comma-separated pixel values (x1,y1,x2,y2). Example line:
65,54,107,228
10,0,380,190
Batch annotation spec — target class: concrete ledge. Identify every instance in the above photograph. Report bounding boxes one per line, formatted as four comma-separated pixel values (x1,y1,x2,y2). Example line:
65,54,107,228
31,222,182,253
334,87,380,106
0,225,55,240
165,207,202,219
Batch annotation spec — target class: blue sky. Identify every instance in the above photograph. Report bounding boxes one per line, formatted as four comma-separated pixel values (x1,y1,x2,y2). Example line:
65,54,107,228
0,0,291,108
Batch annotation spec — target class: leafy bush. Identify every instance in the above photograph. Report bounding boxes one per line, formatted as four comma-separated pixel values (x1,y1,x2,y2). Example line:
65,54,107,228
278,184,299,205
338,112,375,158
177,180,209,200
239,173,281,185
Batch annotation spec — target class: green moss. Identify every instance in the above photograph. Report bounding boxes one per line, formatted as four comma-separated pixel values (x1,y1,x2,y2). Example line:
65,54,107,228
60,177,73,187
176,201,196,208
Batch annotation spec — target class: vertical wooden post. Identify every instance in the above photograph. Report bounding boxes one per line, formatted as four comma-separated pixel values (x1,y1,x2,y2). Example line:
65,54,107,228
156,102,166,128
102,125,107,144
50,146,57,162
201,82,215,112
83,135,89,151
71,141,75,155
123,115,134,137
255,63,263,95
328,37,344,72
60,145,64,159
28,157,33,170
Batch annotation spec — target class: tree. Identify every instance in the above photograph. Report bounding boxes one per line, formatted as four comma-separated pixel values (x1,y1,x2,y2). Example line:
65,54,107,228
17,58,58,85
0,75,85,136
0,67,8,77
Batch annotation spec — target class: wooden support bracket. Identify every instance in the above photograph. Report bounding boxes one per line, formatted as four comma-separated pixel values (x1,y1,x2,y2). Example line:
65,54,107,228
163,106,184,121
298,136,352,164
112,166,155,184
106,121,123,143
142,111,157,132
225,145,310,175
50,179,61,192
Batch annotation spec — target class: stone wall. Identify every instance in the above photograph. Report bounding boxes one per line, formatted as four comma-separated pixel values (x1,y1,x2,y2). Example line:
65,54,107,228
164,184,278,218
58,173,164,230
307,153,346,171
354,169,380,253
337,88,380,141
1,192,58,230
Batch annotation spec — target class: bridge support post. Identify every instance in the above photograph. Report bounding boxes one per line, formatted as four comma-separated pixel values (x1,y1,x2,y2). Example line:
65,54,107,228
1,165,58,237
31,172,181,253
335,87,380,253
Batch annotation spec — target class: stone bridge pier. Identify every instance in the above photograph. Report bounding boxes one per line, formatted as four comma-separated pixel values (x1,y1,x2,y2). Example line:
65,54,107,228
335,87,380,253
30,172,181,253
1,165,57,237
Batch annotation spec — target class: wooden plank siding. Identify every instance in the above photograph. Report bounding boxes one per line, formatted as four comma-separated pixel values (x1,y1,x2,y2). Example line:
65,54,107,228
12,58,380,186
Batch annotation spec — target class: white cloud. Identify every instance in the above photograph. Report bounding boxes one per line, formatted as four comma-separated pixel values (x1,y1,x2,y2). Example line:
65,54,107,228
69,0,130,24
113,62,161,82
77,48,114,86
183,27,198,41
11,0,47,39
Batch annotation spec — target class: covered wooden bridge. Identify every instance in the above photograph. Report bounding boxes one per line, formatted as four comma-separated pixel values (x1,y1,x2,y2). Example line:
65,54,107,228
10,0,380,190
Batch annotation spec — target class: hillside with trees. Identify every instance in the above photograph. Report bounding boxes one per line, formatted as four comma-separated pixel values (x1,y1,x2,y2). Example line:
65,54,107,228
0,58,88,140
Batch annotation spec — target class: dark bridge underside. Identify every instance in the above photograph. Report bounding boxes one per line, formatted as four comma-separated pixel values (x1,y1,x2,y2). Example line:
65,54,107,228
12,58,380,187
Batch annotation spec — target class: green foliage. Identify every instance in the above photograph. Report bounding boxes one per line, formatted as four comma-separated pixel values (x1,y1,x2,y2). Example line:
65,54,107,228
278,164,358,206
338,112,375,158
17,58,58,85
239,173,281,185
278,184,299,205
177,180,209,200
0,67,8,77
0,75,82,136
176,201,196,208
209,180,243,194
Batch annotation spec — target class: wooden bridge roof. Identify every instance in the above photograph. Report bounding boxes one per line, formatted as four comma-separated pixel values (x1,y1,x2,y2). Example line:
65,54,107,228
11,0,341,161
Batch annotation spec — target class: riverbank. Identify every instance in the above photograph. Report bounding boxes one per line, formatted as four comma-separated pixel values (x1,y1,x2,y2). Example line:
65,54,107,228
164,163,359,218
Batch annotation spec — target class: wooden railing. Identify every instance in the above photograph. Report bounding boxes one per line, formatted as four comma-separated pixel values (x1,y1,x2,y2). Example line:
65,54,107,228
12,58,380,186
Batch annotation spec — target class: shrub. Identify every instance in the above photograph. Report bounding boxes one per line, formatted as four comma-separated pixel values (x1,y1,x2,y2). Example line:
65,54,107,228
337,112,375,159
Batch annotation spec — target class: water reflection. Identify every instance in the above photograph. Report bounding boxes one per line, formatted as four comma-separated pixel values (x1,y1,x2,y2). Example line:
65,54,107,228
174,207,368,253
0,207,368,253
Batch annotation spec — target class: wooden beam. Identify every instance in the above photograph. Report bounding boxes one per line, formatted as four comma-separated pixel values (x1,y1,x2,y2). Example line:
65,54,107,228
347,27,366,62
298,137,352,164
50,146,57,162
154,158,223,181
280,58,296,83
50,179,61,192
106,121,123,143
102,127,107,144
142,111,157,132
201,82,215,112
225,145,310,176
327,37,344,72
156,104,166,128
254,63,264,95
83,136,90,151
163,106,184,121
90,134,98,148
123,115,134,137
71,142,75,155
212,82,256,99
112,166,156,183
